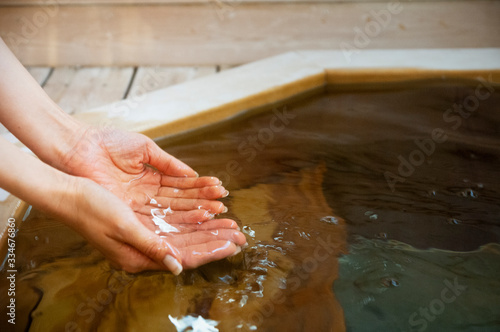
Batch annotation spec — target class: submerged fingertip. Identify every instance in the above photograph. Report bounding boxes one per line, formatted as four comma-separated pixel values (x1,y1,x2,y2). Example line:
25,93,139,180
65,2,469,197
230,246,242,257
163,255,183,276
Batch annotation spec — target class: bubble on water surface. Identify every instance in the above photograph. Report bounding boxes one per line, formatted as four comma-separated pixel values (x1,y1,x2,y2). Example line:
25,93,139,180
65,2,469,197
458,188,478,198
447,218,462,225
320,216,339,225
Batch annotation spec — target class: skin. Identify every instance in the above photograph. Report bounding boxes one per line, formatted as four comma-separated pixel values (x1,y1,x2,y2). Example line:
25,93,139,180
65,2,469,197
0,38,247,275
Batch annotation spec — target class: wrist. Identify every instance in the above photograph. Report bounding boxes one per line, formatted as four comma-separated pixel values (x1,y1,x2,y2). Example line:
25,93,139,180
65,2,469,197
47,112,90,172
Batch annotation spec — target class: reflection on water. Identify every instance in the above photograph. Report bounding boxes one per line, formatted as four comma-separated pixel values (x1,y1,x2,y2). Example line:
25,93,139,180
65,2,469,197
1,79,500,331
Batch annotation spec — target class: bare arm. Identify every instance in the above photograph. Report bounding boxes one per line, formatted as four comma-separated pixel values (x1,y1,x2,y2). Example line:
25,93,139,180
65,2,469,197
0,38,246,274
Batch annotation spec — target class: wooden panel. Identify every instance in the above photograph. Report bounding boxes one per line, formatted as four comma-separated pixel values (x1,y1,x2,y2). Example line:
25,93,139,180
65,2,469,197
128,66,216,97
0,0,459,4
42,67,133,114
0,2,499,66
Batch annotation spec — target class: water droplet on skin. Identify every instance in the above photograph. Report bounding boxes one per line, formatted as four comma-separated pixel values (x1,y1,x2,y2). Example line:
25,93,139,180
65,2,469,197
151,208,166,219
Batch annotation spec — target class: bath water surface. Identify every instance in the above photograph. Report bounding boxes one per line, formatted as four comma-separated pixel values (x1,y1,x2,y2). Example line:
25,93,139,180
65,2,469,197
1,79,500,331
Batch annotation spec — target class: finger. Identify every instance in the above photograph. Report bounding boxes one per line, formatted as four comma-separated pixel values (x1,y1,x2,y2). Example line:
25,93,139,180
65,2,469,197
135,207,215,223
153,197,226,214
137,213,238,235
180,241,242,270
162,219,240,233
180,219,240,231
160,176,222,189
146,139,197,177
158,185,229,200
166,229,247,248
117,217,184,275
106,241,166,273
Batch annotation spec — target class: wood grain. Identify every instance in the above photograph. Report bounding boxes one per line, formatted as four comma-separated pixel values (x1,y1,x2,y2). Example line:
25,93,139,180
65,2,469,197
1,2,498,66
128,66,216,97
42,67,133,114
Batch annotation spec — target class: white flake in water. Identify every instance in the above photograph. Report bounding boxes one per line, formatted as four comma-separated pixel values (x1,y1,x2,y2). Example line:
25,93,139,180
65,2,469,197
320,216,338,225
151,208,179,233
168,315,219,332
152,216,179,233
242,225,256,237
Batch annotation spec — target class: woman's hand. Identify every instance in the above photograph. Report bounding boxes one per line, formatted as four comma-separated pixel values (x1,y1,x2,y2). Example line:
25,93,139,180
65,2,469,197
55,127,247,273
60,127,228,213
0,38,246,274
68,177,246,274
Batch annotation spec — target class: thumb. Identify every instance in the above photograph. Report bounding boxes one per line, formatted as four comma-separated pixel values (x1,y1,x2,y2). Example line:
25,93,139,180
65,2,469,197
145,138,197,177
122,222,184,275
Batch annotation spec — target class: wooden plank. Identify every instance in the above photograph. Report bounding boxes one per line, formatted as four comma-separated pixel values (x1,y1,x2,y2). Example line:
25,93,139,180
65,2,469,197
0,2,499,66
0,0,468,5
128,66,216,97
42,67,133,114
26,66,51,86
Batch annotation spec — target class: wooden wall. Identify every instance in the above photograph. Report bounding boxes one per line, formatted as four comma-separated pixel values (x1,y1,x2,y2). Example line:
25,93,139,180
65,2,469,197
0,0,499,66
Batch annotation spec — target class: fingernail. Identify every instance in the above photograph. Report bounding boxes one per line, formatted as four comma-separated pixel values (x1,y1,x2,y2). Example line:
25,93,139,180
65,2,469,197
163,255,183,275
223,190,229,197
194,171,199,178
219,180,223,186
222,206,228,213
230,246,242,257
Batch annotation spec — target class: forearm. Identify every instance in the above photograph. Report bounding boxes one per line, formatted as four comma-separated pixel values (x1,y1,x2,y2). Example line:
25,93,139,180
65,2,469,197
0,38,86,169
0,136,78,219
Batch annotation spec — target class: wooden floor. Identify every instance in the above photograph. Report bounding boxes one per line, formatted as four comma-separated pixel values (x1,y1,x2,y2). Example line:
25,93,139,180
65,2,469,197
1,65,232,141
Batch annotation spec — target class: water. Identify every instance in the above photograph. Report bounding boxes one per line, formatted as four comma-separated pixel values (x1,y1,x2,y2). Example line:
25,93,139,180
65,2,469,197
1,79,500,331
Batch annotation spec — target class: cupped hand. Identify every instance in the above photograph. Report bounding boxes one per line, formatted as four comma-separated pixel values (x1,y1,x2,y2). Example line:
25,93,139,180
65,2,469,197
56,126,246,273
69,177,246,274
60,127,228,215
